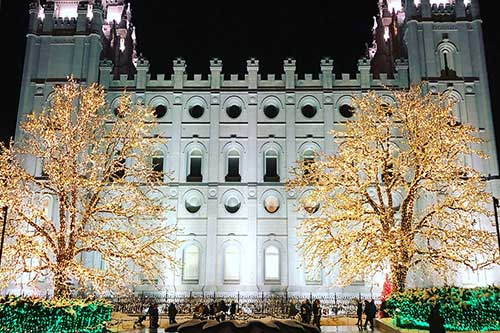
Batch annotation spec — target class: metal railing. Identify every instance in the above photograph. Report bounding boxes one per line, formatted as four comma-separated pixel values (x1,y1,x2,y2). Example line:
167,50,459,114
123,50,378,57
110,291,380,319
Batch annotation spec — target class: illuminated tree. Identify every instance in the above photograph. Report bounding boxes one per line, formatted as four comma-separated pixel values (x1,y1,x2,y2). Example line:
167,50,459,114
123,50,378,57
288,84,499,293
0,79,179,298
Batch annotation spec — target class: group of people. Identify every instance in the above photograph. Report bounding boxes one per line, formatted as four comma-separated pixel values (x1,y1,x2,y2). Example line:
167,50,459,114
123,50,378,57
288,299,322,330
135,300,240,329
134,302,178,329
356,299,378,330
193,300,238,321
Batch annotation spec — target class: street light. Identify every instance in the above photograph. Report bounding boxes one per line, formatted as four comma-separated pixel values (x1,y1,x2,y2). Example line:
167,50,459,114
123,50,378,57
483,175,500,255
0,206,8,267
492,197,500,256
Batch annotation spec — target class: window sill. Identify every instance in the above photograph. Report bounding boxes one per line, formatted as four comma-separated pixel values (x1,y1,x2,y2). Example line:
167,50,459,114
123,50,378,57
264,175,280,182
225,175,241,182
187,175,203,182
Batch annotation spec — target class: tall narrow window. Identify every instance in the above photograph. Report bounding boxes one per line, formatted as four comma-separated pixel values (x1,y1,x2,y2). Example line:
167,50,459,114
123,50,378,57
187,149,203,182
264,246,280,281
182,245,200,283
109,153,125,182
438,42,458,79
224,246,240,282
303,149,315,176
151,150,164,182
264,149,279,182
225,149,241,182
37,158,48,179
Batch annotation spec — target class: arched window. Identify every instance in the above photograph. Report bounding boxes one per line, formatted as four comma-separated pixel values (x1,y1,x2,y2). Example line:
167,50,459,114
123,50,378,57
302,149,316,176
264,246,280,281
225,149,241,182
438,41,458,79
151,150,164,182
264,150,279,182
187,149,203,182
224,245,240,282
108,152,125,182
182,245,200,283
36,158,48,179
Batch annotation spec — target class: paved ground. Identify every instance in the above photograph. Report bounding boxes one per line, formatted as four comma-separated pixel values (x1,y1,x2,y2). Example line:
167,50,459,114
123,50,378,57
120,326,383,332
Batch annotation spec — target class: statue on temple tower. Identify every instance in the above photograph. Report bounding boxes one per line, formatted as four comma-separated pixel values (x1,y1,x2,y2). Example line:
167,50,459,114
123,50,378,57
101,1,137,79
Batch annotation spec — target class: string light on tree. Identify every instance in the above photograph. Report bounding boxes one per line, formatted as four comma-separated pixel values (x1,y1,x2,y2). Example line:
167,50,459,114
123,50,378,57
0,78,180,298
288,84,500,292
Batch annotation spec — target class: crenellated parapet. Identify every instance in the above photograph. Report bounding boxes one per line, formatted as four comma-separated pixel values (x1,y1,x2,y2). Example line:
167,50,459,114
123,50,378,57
101,57,409,91
407,0,479,21
29,0,101,36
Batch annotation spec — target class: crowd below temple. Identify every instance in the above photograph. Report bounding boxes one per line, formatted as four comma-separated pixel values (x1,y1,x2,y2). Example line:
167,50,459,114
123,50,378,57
135,297,383,331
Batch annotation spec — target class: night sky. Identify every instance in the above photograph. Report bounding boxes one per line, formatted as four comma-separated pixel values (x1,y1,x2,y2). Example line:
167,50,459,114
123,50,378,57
1,1,499,162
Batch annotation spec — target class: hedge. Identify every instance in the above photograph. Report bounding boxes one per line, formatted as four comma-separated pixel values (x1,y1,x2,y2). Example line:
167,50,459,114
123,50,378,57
0,296,112,333
385,286,500,331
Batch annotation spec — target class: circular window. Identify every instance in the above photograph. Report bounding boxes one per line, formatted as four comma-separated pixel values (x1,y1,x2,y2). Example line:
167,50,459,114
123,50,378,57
226,105,242,119
185,193,203,214
339,104,355,118
114,107,124,118
304,202,319,214
225,196,241,214
381,102,392,117
154,105,167,118
263,105,279,119
264,195,280,214
189,105,205,119
301,104,317,118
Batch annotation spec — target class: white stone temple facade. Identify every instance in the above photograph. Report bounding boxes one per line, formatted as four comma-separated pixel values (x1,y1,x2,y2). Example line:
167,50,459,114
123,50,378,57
13,0,500,296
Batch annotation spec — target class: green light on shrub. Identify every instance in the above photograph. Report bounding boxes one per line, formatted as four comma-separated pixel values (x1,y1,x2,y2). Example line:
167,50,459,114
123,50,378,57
386,286,500,332
0,296,112,333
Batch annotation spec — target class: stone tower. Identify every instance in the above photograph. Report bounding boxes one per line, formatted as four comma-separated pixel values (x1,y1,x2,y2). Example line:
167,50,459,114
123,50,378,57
16,0,137,174
374,0,500,285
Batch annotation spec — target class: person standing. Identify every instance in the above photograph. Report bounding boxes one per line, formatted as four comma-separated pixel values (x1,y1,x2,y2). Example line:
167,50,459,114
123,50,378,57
356,300,363,328
230,300,237,320
428,303,445,333
364,299,377,330
305,299,313,324
167,302,178,325
288,300,299,319
363,300,372,330
300,300,308,323
147,303,159,329
312,299,321,330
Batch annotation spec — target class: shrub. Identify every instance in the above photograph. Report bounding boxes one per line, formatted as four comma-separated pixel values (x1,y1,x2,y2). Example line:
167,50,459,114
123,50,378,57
385,286,500,331
0,296,112,333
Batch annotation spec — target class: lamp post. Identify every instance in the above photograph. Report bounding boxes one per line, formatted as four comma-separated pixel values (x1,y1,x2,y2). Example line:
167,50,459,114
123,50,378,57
0,206,8,267
483,174,500,255
492,197,500,255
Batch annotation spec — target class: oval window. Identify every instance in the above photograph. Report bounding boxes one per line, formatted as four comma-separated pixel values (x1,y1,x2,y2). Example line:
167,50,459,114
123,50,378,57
189,105,205,119
264,105,279,119
339,104,355,118
301,104,317,118
185,192,203,214
226,105,242,119
154,105,167,118
304,202,319,214
264,195,280,214
225,196,241,214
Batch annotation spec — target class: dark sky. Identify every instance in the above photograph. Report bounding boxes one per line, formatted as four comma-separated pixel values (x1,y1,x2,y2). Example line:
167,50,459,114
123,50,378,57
1,1,499,161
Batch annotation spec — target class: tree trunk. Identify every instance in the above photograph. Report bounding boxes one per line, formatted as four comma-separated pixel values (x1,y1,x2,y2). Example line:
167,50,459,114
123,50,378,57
390,260,409,294
54,267,70,299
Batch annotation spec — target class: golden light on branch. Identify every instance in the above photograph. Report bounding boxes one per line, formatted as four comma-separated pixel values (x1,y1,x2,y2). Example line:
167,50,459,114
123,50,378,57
288,84,499,292
0,79,179,298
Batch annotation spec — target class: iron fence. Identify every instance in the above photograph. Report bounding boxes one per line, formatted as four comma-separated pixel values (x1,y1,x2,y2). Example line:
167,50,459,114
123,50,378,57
110,291,381,319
